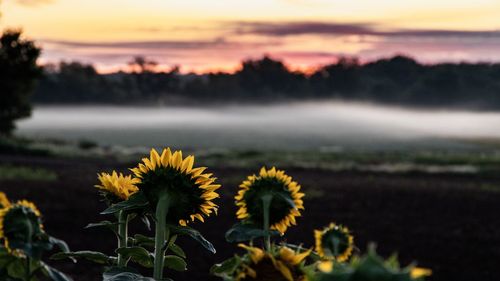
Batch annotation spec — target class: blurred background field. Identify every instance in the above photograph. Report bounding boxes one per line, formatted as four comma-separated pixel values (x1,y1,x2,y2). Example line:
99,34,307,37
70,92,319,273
2,0,500,280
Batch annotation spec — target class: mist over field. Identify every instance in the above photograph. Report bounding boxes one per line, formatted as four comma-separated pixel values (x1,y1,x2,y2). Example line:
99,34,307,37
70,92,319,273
16,102,500,150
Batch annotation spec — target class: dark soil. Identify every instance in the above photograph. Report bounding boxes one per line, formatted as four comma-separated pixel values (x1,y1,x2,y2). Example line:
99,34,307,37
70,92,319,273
1,154,499,281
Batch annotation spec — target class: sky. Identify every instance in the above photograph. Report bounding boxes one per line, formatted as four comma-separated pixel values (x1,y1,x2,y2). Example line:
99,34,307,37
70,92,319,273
2,0,500,73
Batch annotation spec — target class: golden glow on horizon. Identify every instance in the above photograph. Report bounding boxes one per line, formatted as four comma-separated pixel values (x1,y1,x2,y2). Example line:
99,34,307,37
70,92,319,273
2,0,500,72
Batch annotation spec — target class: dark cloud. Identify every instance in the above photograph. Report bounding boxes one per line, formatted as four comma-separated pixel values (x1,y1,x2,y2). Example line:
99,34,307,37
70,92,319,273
44,38,228,50
232,21,500,39
38,20,500,70
232,21,375,36
43,37,279,50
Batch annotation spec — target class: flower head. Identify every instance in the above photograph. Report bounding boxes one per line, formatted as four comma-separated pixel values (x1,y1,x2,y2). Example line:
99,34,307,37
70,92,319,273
95,171,140,202
315,223,354,262
235,244,311,281
0,192,11,209
0,200,43,251
130,148,220,226
235,167,304,234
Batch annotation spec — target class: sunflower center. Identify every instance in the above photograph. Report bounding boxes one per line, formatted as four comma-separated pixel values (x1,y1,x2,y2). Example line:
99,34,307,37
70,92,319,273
321,228,350,257
138,167,204,222
243,177,294,226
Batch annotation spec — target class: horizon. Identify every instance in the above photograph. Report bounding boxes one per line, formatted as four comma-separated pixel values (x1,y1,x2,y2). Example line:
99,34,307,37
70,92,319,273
39,54,500,76
2,0,500,73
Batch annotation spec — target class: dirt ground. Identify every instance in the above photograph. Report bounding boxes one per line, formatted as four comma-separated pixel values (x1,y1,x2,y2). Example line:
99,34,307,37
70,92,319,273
1,154,499,281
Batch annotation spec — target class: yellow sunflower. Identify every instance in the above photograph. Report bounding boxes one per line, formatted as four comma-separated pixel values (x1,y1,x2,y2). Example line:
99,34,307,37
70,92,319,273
130,148,220,226
315,223,354,262
0,200,43,251
236,244,311,281
0,192,11,209
95,171,140,201
411,267,432,279
235,167,304,234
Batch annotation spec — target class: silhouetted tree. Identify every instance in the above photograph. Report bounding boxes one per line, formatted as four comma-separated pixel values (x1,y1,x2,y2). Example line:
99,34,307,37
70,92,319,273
236,56,308,98
310,57,360,97
0,30,41,135
30,54,500,110
128,56,158,73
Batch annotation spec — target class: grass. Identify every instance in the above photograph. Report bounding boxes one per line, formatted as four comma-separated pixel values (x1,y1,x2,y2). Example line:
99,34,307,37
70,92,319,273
0,137,51,156
4,135,500,175
196,149,500,174
0,165,58,182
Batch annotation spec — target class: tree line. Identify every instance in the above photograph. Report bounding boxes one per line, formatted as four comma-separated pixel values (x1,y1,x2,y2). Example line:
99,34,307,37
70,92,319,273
34,55,500,109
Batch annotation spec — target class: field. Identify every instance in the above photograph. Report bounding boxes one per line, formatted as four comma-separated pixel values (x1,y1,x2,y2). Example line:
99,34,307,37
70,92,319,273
1,148,500,281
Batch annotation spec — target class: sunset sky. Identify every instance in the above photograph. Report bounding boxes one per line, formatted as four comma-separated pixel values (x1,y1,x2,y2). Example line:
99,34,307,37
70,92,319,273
2,0,500,73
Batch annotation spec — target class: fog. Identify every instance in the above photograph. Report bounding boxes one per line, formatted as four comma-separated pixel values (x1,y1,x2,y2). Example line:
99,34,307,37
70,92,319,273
16,102,500,150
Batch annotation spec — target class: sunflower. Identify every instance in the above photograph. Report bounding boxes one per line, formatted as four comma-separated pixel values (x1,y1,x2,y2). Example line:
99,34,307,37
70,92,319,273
0,200,43,251
314,223,354,262
235,167,304,234
95,171,140,202
130,148,220,226
0,192,10,209
410,267,432,279
236,244,311,281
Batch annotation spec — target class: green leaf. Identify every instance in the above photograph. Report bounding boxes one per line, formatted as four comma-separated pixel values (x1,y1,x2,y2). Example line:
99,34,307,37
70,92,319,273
168,225,216,254
103,267,155,281
164,255,187,271
318,244,421,281
6,259,26,279
51,251,116,265
40,262,73,281
0,247,17,268
85,221,120,234
116,247,154,268
101,193,149,215
140,215,151,230
130,234,155,249
225,223,280,243
48,236,70,253
103,267,138,277
168,243,186,259
210,257,239,276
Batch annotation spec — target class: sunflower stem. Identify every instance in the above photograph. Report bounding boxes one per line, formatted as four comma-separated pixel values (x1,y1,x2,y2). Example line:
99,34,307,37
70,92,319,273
25,213,34,281
153,191,170,280
25,257,30,281
117,210,129,267
262,194,273,251
332,237,340,257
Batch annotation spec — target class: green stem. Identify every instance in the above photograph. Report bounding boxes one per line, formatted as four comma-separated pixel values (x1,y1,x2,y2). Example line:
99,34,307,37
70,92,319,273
117,210,129,267
25,257,30,281
25,214,33,281
262,194,273,251
331,237,340,259
153,192,170,280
